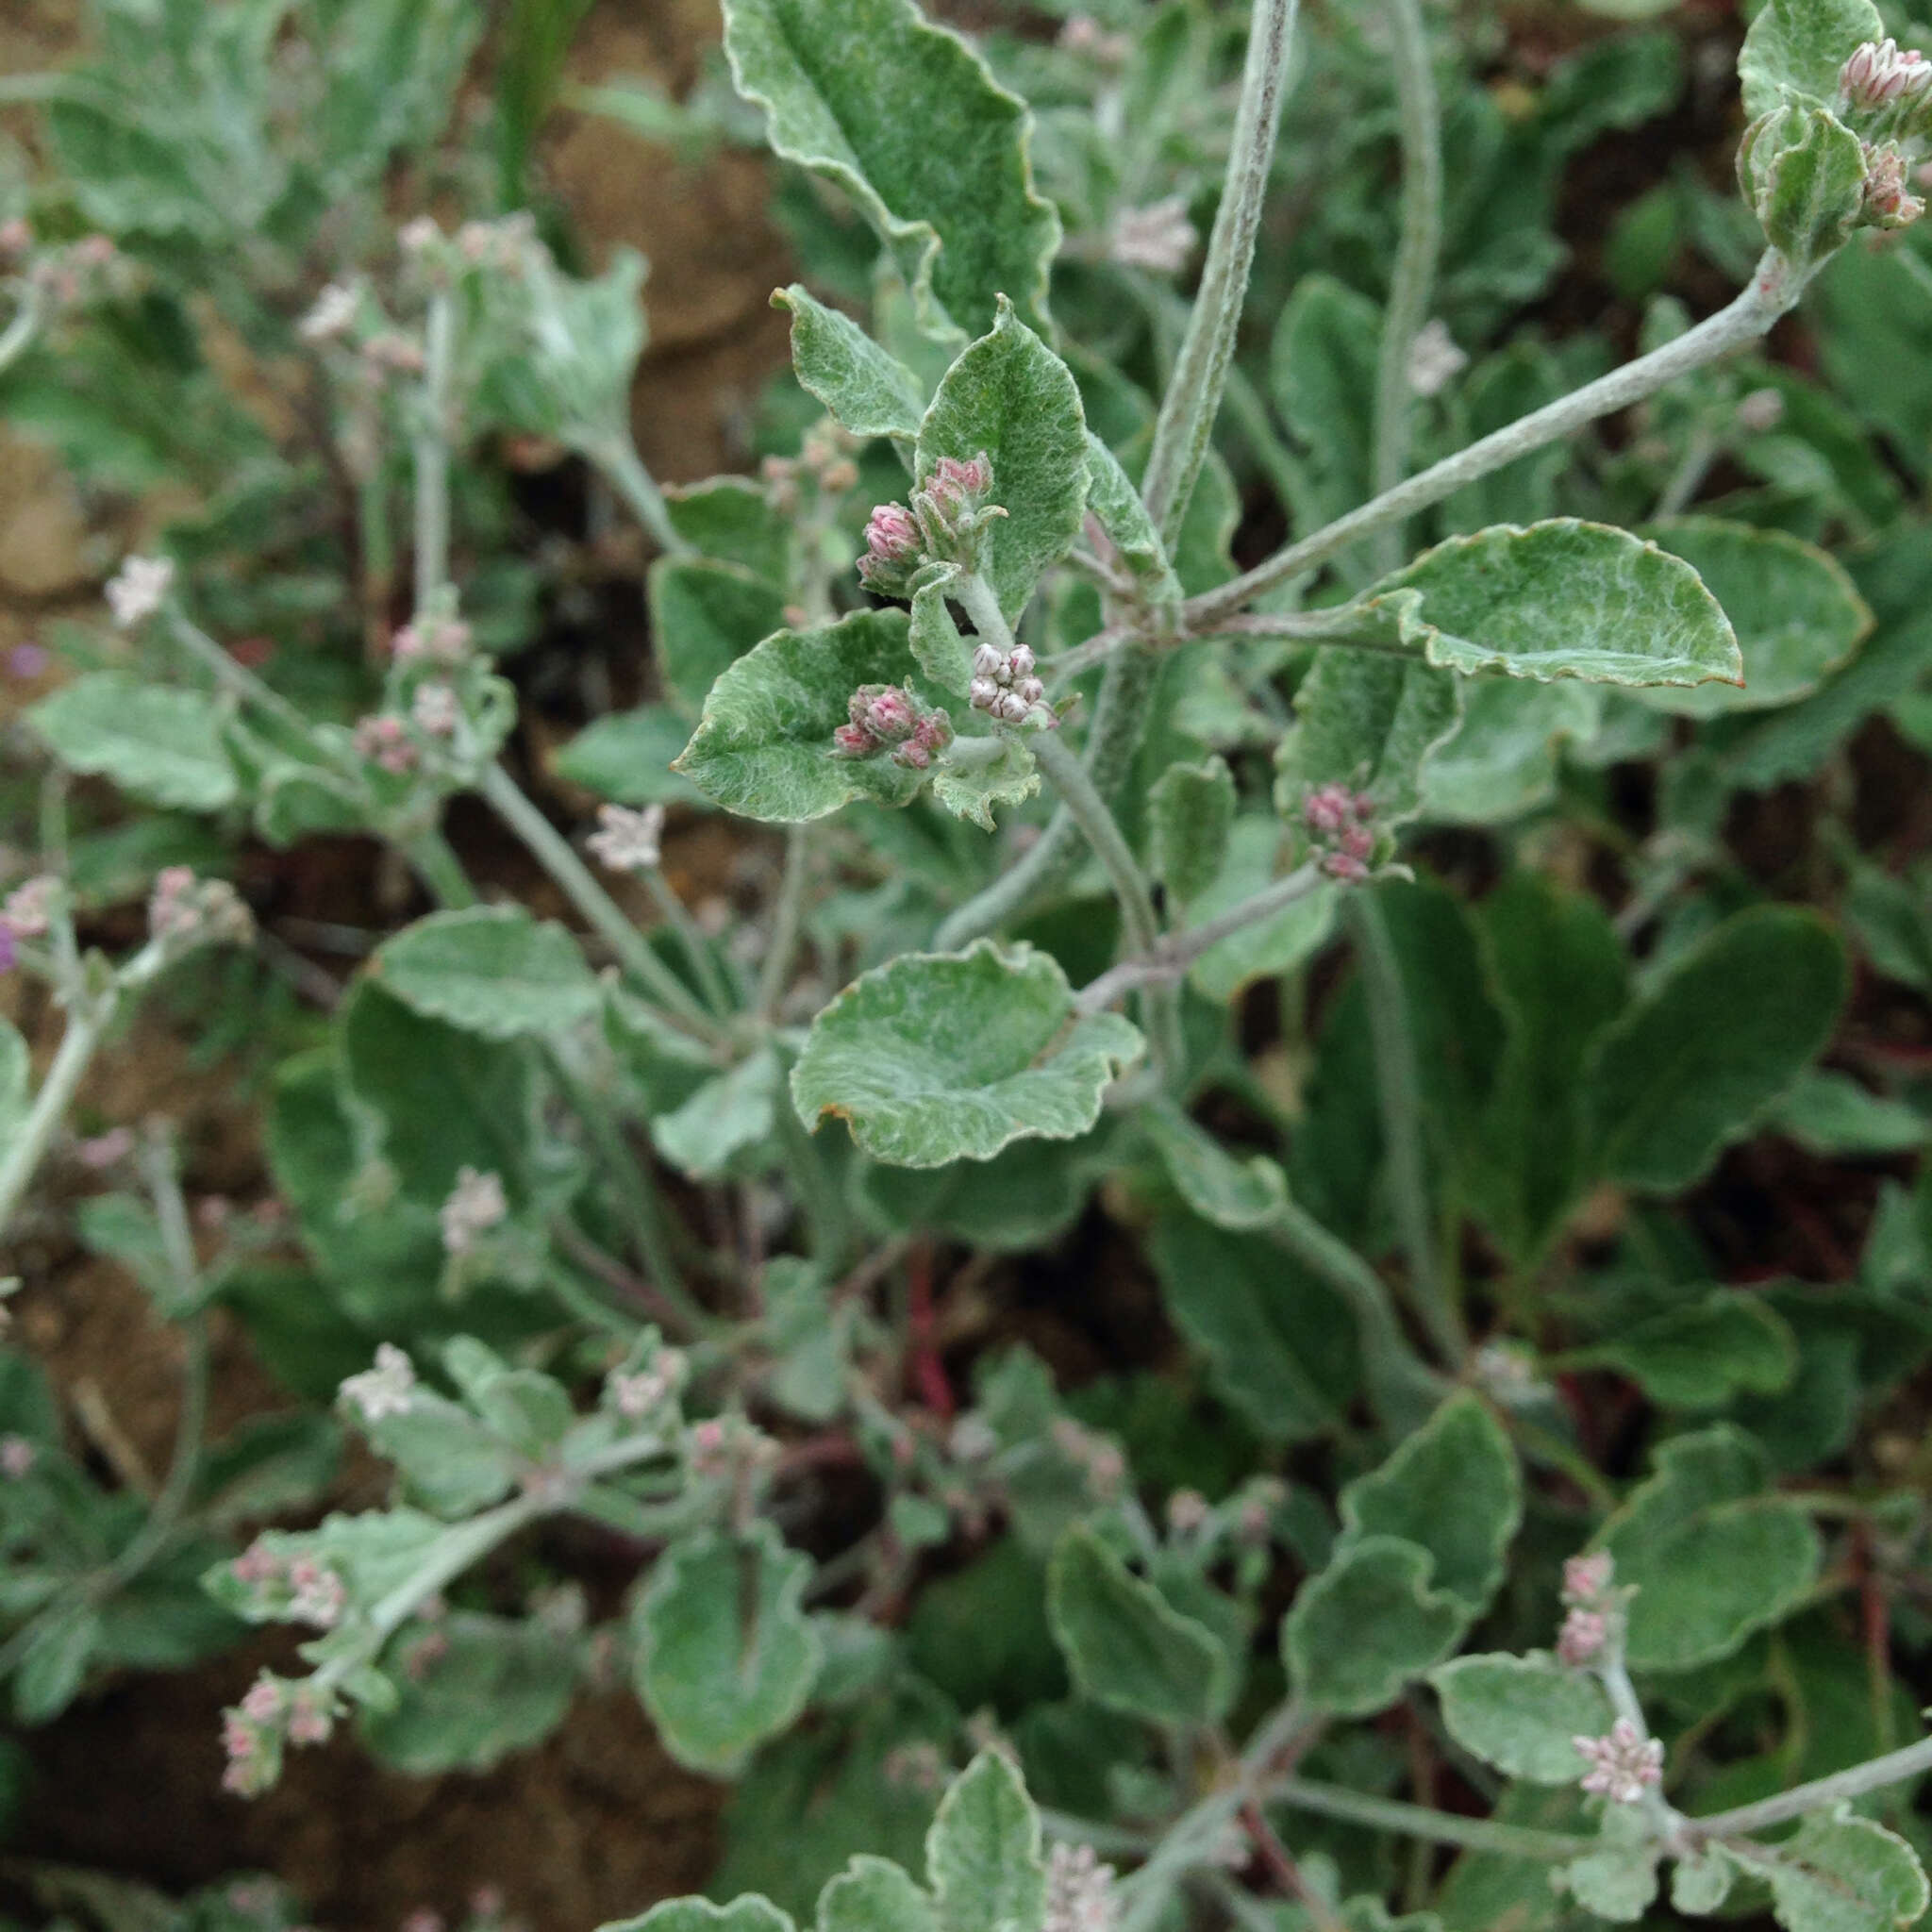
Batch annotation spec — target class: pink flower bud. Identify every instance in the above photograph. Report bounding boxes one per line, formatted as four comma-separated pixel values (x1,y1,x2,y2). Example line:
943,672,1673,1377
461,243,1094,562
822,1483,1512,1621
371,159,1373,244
859,685,920,743
832,722,878,758
1008,644,1036,678
1015,676,1045,706
858,502,924,594
1557,1607,1608,1667
1562,1551,1615,1606
1840,37,1932,110
969,676,1001,709
1322,853,1370,883
993,690,1031,724
1864,142,1926,224
972,641,1006,681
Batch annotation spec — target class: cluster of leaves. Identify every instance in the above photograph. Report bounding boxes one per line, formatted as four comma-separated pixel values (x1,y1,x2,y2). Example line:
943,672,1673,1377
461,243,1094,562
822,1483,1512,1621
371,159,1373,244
6,0,1932,1930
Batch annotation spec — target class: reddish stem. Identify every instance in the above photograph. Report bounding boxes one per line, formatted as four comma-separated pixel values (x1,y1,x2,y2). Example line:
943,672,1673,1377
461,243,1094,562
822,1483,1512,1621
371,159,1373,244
906,1241,955,1419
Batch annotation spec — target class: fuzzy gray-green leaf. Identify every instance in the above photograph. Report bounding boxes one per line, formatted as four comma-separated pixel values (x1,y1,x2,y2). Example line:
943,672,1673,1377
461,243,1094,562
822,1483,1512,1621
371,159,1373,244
674,609,928,823
373,907,604,1041
30,674,237,811
652,558,791,718
633,1521,823,1775
790,942,1141,1168
1731,1810,1929,1932
723,0,1059,340
1739,0,1884,117
1429,1654,1614,1783
774,286,927,441
1284,1537,1466,1717
917,301,1089,621
1149,756,1236,908
925,1750,1047,1932
1281,653,1462,827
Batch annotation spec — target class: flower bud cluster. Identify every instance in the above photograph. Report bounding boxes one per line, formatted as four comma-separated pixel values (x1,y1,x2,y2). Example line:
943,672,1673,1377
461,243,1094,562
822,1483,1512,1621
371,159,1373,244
606,1345,688,1421
857,454,1004,596
969,640,1055,729
2,874,58,947
1572,1717,1664,1806
222,1671,337,1795
832,684,955,769
1301,784,1379,882
587,803,666,874
148,866,254,952
760,421,862,514
392,614,473,664
1557,1549,1624,1668
353,712,419,774
339,1341,417,1424
24,232,135,314
225,1539,348,1630
440,1165,508,1257
1109,197,1198,275
106,554,175,629
1862,141,1926,226
1840,39,1932,115
1050,1416,1126,1500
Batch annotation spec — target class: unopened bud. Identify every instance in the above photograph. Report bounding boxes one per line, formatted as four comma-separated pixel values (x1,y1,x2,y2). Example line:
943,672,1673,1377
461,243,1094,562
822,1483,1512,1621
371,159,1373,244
1840,37,1932,111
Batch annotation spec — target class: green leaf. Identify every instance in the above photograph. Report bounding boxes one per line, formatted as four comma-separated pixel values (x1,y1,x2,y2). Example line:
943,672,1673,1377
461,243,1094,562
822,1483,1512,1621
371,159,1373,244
1673,1847,1737,1916
29,674,237,811
1282,654,1461,826
1363,520,1742,689
1429,1654,1615,1783
652,558,791,718
1149,756,1236,908
924,1750,1047,1932
553,704,707,807
1339,1392,1522,1616
1739,0,1884,117
723,0,1059,340
1141,1102,1287,1233
1601,1426,1823,1671
908,570,974,696
915,300,1089,621
1732,1811,1929,1932
13,1604,101,1724
673,608,929,823
790,941,1142,1168
774,286,926,441
664,477,795,586
1741,106,1869,268
1284,1537,1466,1717
1181,817,1341,1005
360,1610,577,1774
1420,679,1602,826
930,733,1040,831
1586,907,1849,1191
601,1900,797,1932
1046,1522,1233,1725
633,1521,824,1775
1270,275,1380,518
1471,873,1629,1261
372,907,603,1041
1146,1208,1359,1443
1083,434,1177,594
818,1858,939,1932
1767,1068,1927,1156
1635,520,1872,717
1562,1845,1658,1924
652,1046,780,1178
1574,1291,1798,1407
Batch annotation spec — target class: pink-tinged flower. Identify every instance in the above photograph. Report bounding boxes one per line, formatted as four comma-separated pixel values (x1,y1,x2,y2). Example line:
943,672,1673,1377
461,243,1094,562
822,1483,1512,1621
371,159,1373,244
587,803,665,874
0,1434,36,1480
1562,1551,1615,1606
892,708,954,770
1573,1719,1663,1805
392,615,472,664
1841,37,1932,110
288,1557,346,1629
148,868,253,949
354,713,419,774
1109,197,1198,275
340,1342,416,1423
1166,1489,1209,1534
440,1166,507,1257
858,685,920,743
231,1539,284,1588
858,502,924,596
411,681,459,737
832,722,878,758
106,554,175,628
1301,784,1380,882
1045,1842,1117,1932
286,1686,333,1745
0,217,31,261
1863,142,1926,225
1557,1606,1608,1667
4,874,57,939
241,1674,285,1723
299,281,359,342
1407,319,1468,398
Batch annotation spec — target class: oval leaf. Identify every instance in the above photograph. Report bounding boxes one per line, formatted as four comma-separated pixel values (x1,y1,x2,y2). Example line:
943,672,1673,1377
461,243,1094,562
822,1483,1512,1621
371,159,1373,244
790,942,1142,1169
775,286,926,442
30,673,237,811
372,907,603,1041
674,608,929,823
1429,1653,1614,1784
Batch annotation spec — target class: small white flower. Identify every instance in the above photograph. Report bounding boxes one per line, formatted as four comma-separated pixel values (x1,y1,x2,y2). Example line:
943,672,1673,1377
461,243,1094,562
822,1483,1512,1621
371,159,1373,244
586,803,666,874
1045,1842,1117,1932
1407,319,1468,398
298,281,358,342
2,874,58,939
340,1341,416,1423
410,681,459,737
1573,1719,1663,1805
0,1434,36,1480
1109,196,1198,275
287,1557,346,1629
440,1165,508,1256
106,554,175,628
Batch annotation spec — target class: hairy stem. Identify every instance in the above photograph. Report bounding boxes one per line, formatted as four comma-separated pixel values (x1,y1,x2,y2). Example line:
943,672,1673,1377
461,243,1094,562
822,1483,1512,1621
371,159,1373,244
0,989,116,1240
0,280,43,376
591,431,691,558
756,825,811,1024
1141,0,1300,545
1351,893,1465,1364
1368,0,1442,575
1688,1731,1932,1841
1267,1777,1594,1860
1030,728,1182,1085
477,762,723,1041
413,291,456,610
1185,248,1804,625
